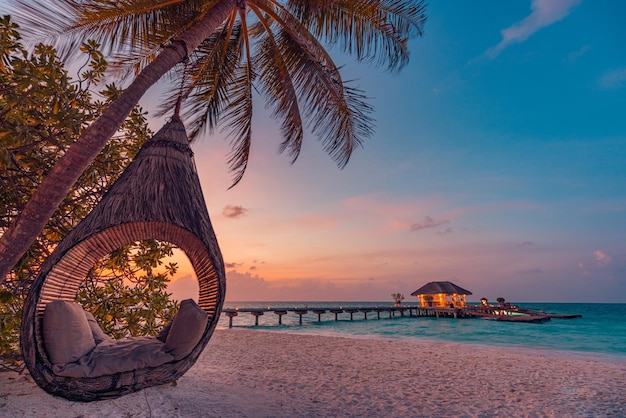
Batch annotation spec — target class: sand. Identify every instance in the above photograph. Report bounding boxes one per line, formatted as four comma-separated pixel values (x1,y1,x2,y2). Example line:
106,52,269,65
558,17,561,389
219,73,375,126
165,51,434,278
1,329,625,417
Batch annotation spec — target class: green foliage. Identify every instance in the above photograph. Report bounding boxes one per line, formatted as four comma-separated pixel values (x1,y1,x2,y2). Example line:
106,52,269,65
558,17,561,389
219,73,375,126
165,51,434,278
0,16,176,369
77,241,178,339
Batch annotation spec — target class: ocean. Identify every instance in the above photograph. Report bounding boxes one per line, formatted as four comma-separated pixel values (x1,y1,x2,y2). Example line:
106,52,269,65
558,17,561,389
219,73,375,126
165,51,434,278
217,302,626,359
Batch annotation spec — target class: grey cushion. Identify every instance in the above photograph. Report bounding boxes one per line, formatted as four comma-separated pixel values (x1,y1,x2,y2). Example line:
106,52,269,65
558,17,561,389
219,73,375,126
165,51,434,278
156,319,173,343
164,299,208,360
52,337,174,378
83,311,113,345
43,300,96,364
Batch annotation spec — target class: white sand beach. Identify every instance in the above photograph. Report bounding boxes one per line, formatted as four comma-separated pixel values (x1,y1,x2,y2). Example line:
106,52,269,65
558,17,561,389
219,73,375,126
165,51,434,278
2,329,625,417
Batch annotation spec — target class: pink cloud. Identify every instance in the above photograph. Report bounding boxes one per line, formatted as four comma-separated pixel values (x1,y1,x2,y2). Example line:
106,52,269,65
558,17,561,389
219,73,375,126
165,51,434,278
593,250,612,267
486,0,582,58
578,250,626,282
410,216,450,232
341,193,444,218
222,204,248,219
340,193,460,234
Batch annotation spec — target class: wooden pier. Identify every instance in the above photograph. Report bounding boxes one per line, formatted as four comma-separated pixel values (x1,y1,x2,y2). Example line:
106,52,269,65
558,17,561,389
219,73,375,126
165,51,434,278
221,305,542,327
221,305,582,327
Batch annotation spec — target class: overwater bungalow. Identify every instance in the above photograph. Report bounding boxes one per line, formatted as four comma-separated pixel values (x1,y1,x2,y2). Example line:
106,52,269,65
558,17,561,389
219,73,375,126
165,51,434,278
411,281,472,308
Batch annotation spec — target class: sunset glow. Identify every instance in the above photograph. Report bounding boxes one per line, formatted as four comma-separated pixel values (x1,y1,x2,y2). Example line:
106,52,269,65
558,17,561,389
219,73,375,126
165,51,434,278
140,1,626,303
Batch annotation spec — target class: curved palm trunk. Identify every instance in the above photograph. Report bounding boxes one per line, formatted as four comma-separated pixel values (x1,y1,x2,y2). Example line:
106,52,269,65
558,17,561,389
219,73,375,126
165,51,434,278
0,0,237,283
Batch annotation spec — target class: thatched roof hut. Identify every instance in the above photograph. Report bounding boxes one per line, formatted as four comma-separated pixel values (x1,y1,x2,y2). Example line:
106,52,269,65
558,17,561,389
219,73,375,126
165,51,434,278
410,281,472,307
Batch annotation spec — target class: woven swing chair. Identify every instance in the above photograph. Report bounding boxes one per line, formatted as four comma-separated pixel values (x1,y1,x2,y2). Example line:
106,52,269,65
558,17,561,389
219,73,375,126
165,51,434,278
20,118,225,402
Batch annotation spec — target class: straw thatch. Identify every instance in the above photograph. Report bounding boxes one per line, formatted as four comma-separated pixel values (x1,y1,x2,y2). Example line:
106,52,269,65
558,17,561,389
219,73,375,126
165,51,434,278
410,281,472,296
20,119,225,402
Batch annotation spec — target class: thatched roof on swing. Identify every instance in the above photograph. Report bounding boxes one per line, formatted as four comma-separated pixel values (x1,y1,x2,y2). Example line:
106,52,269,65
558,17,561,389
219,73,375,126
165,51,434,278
21,118,225,401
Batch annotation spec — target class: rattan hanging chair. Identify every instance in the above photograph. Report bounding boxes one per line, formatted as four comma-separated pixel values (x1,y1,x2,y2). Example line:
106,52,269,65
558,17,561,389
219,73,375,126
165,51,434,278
20,118,225,402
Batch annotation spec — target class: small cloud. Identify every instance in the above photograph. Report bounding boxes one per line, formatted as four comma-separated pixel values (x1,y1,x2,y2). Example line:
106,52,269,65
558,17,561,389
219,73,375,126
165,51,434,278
222,204,248,219
486,0,581,59
517,268,543,274
566,45,590,63
249,265,257,271
517,241,534,247
410,216,450,232
436,227,454,235
597,67,626,90
593,250,612,267
578,250,626,281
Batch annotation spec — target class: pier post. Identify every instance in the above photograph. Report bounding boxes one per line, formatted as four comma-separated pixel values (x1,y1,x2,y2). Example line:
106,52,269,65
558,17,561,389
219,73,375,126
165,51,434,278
223,304,426,327
294,310,308,325
225,311,238,328
312,309,326,322
345,309,358,320
251,311,264,326
330,309,343,321
274,310,287,325
360,309,372,320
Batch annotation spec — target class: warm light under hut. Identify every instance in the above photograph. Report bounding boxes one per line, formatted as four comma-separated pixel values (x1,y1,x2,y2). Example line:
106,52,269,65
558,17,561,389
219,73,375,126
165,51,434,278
410,281,473,308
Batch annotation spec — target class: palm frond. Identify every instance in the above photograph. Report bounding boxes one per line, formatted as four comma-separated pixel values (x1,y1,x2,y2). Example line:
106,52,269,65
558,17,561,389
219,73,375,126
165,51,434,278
280,27,373,168
249,6,303,163
286,0,427,70
170,11,241,140
11,0,209,71
9,0,422,187
253,0,374,167
221,10,254,188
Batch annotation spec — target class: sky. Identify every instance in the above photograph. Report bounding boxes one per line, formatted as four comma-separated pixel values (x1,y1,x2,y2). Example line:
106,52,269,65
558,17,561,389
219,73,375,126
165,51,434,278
156,0,626,304
13,0,624,303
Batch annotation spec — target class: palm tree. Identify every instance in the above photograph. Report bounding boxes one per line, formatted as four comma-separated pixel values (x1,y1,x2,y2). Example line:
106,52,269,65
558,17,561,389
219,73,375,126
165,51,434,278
0,0,427,283
391,292,404,307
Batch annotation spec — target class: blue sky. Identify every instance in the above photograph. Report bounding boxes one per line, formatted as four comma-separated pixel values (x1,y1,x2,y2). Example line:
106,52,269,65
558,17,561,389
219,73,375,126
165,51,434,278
160,0,626,303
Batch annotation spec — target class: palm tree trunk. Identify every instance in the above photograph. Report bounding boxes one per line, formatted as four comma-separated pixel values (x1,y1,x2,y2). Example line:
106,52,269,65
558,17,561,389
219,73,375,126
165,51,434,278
0,0,237,283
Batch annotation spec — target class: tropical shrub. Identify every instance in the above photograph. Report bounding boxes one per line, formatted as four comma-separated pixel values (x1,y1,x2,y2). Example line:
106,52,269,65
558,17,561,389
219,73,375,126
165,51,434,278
0,17,177,370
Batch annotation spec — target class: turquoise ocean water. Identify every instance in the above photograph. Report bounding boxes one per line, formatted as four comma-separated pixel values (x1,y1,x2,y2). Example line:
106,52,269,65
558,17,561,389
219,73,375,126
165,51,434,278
218,302,626,360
